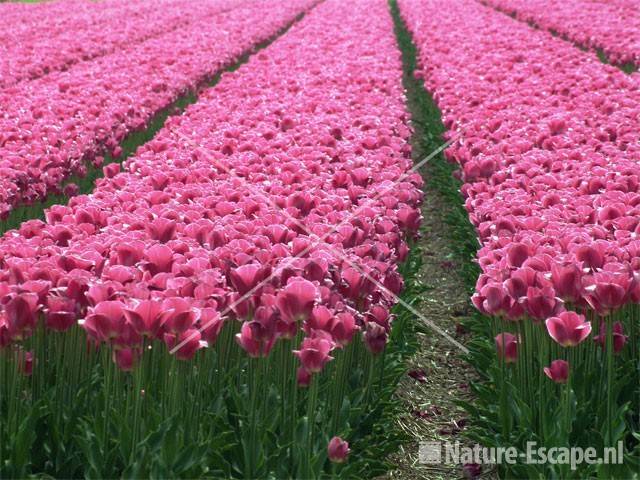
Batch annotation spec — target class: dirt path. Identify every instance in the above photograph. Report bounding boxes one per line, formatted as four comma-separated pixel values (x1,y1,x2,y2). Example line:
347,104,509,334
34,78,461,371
384,2,497,478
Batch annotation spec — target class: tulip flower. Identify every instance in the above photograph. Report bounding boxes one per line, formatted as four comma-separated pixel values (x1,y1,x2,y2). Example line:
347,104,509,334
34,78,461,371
544,360,569,384
166,328,206,361
545,311,591,347
4,293,40,340
293,333,334,373
44,296,77,332
594,321,628,354
495,332,519,363
275,278,318,324
198,308,225,345
113,348,138,372
163,297,197,334
235,321,276,358
229,264,271,295
330,312,358,347
327,436,350,463
85,300,126,341
363,321,387,355
124,300,171,338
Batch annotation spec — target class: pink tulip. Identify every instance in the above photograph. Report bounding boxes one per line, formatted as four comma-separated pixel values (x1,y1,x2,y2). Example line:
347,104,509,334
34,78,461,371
545,311,591,347
163,297,197,333
166,328,205,361
307,305,333,332
550,263,582,303
293,333,334,373
113,348,138,372
275,278,318,324
594,321,628,354
330,312,358,347
199,308,225,345
544,359,569,384
4,292,40,339
144,244,174,275
235,321,276,358
327,436,350,463
146,217,177,243
85,301,126,341
229,264,271,296
495,332,519,363
45,296,77,332
124,300,170,338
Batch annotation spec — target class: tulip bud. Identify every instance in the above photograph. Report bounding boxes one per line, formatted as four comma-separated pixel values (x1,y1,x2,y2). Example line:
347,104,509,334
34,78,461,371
19,350,34,376
327,436,350,463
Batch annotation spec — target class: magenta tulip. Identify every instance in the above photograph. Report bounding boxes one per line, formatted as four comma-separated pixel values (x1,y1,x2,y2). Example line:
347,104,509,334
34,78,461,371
235,321,276,358
124,300,171,338
594,321,628,354
327,436,350,463
544,360,569,384
293,333,334,373
495,332,519,363
275,278,318,324
545,311,591,347
44,296,77,332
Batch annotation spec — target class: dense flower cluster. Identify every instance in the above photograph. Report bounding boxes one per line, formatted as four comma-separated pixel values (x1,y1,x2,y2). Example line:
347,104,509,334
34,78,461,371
0,0,316,220
482,0,640,68
0,0,420,376
399,0,640,326
0,0,248,88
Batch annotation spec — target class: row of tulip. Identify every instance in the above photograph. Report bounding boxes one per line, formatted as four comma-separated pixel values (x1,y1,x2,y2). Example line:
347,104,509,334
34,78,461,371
398,0,639,477
0,0,421,477
0,0,316,224
0,0,248,89
480,0,640,69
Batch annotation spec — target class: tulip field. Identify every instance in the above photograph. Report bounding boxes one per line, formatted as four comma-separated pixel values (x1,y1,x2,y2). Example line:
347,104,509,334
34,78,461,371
0,0,638,478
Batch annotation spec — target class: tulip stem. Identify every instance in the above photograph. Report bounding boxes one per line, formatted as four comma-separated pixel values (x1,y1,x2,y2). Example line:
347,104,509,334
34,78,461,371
305,375,319,478
247,358,260,479
605,317,614,477
499,352,509,438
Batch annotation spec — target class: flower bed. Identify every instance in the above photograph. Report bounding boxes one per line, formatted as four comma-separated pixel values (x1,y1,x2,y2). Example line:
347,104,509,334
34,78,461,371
399,0,640,477
0,0,316,221
0,0,247,88
0,0,422,477
481,0,640,69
